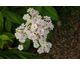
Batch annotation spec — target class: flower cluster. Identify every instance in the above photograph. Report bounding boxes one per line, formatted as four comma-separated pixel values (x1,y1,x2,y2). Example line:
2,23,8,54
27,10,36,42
15,8,54,54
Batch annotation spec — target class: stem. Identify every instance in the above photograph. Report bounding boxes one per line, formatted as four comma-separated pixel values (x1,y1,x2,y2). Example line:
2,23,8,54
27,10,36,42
17,54,28,59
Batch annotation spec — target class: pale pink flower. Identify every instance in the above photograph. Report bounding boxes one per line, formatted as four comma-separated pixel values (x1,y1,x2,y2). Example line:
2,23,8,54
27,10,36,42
37,35,43,42
44,16,51,21
42,45,48,51
37,28,44,35
15,32,22,39
48,22,54,30
19,23,25,29
27,8,34,12
18,30,22,33
22,34,27,39
19,38,25,43
36,19,42,25
45,48,50,53
29,30,35,36
30,10,36,16
31,35,38,42
47,42,52,48
37,47,44,54
39,41,46,46
44,30,49,35
19,26,24,29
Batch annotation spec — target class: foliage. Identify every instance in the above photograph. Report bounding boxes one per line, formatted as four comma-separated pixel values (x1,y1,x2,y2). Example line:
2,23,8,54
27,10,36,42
0,6,58,59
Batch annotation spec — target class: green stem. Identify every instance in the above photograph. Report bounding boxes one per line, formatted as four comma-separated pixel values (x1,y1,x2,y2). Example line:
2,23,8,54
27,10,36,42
0,53,11,59
17,54,28,59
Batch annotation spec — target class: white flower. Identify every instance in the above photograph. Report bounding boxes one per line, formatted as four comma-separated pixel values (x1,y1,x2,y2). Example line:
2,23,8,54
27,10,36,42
18,45,23,51
15,32,22,39
33,42,39,48
23,14,30,20
31,24,38,30
45,48,50,53
38,15,42,19
19,38,25,43
40,41,46,46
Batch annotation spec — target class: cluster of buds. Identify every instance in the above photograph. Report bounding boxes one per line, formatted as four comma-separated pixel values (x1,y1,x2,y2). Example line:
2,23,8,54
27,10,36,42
15,8,54,54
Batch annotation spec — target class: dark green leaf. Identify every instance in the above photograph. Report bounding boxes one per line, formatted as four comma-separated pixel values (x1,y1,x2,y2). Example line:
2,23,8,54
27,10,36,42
23,39,31,51
0,25,3,34
0,56,4,59
3,50,35,55
47,31,54,37
2,10,20,24
17,54,27,59
0,11,3,27
0,39,4,49
35,6,42,14
5,19,12,32
3,32,15,39
14,13,26,23
0,52,11,59
41,10,57,21
43,6,59,21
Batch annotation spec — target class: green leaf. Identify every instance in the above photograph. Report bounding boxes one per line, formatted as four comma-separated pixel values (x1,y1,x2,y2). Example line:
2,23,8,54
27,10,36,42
0,35,12,42
2,10,20,24
0,25,3,34
17,54,27,59
5,19,12,32
23,39,31,51
41,10,57,21
0,39,4,49
3,50,35,55
0,56,4,59
43,6,59,21
6,54,20,59
3,32,15,39
0,11,3,27
14,13,26,23
0,52,11,59
47,32,54,37
35,6,42,14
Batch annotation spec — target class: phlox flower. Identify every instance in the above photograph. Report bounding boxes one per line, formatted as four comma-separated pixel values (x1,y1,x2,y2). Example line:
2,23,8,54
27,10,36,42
37,28,44,35
48,22,54,30
18,45,23,51
27,8,34,12
31,24,38,30
45,48,50,53
47,42,52,48
44,16,51,21
15,8,53,54
23,14,30,21
42,45,48,51
19,38,25,43
21,33,27,39
33,42,39,48
37,47,44,54
15,32,22,39
19,23,25,29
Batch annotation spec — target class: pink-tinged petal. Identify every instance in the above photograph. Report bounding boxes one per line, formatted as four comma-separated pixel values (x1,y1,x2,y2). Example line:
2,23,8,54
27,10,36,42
19,38,25,43
22,34,27,39
48,42,52,48
18,30,22,33
42,45,48,51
